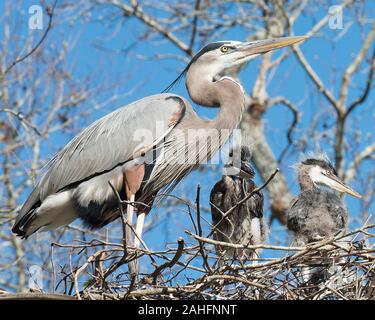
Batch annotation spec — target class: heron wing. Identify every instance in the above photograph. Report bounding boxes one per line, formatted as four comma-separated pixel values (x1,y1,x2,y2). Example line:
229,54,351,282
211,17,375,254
20,93,187,216
210,179,227,223
246,180,264,219
287,195,308,233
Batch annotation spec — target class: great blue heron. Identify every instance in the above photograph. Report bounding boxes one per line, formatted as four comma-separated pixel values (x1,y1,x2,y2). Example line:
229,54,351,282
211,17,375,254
13,37,306,257
287,154,361,284
210,147,267,262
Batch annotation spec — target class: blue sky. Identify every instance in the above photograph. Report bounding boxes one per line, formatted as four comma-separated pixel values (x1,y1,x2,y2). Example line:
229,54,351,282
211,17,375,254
1,1,374,285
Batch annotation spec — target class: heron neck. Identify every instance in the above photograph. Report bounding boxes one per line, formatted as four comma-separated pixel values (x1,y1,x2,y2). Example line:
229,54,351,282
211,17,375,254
215,80,245,130
187,77,245,129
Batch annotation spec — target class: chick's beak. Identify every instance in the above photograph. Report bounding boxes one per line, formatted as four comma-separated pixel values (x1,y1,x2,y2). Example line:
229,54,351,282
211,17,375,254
326,173,362,199
239,162,255,180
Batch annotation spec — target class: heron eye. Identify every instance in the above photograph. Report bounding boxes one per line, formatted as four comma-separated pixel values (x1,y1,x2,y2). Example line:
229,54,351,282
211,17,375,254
220,46,229,53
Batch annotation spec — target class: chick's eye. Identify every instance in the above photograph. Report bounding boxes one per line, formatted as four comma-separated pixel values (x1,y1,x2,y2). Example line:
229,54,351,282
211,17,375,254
220,46,229,53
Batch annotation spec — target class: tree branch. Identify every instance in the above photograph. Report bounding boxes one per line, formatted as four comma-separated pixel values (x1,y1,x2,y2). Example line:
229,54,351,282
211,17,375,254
3,0,58,75
339,22,375,110
268,96,300,162
150,237,184,284
290,0,355,113
293,45,339,112
345,45,375,118
0,108,41,136
101,0,190,55
344,143,375,183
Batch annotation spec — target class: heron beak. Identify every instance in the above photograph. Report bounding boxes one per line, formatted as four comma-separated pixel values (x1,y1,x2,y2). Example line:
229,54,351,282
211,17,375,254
239,36,308,57
325,173,362,199
239,162,254,180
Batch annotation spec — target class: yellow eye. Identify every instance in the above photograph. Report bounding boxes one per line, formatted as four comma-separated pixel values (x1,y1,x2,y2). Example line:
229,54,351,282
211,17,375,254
220,46,229,53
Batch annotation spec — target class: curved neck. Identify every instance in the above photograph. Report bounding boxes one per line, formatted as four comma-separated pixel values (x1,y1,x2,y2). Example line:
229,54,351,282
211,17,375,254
186,73,245,129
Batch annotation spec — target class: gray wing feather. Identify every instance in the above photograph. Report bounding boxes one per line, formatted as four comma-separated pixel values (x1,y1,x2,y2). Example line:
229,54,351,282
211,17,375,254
20,93,186,216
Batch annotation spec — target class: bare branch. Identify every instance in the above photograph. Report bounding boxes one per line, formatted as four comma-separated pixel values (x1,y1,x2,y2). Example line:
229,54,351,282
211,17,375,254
293,45,339,112
3,0,58,75
0,108,41,136
150,237,184,284
345,45,375,118
186,230,302,251
268,97,300,162
339,22,375,109
345,143,375,183
196,184,212,273
99,0,190,55
0,292,76,300
290,0,354,113
189,0,201,52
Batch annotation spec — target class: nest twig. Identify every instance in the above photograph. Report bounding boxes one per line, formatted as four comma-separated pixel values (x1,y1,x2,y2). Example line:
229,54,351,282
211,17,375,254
16,222,371,301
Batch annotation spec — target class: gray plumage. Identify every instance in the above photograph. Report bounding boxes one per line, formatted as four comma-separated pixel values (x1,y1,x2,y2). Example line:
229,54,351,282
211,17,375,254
210,150,267,260
287,154,362,285
13,94,187,236
287,189,347,245
12,37,307,241
287,155,361,244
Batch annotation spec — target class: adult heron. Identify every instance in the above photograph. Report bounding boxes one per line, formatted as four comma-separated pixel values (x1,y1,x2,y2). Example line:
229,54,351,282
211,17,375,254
210,147,267,261
13,37,306,254
287,154,361,284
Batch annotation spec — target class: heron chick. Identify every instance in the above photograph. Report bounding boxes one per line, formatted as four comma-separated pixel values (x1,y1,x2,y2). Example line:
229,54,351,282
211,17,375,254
287,154,361,245
287,154,362,286
210,148,267,261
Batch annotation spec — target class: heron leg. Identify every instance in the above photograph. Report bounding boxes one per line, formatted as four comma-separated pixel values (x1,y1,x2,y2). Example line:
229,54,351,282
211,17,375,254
126,194,135,246
134,212,145,248
127,212,145,275
123,164,145,276
125,192,137,275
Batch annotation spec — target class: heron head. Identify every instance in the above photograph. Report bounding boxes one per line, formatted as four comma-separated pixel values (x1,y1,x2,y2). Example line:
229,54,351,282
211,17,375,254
300,157,362,199
224,146,254,179
164,36,308,97
187,36,307,82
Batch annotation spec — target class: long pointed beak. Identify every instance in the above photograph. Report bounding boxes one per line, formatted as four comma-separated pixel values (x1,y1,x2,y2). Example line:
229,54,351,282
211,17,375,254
239,36,308,56
223,161,254,179
239,162,255,180
325,173,362,199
